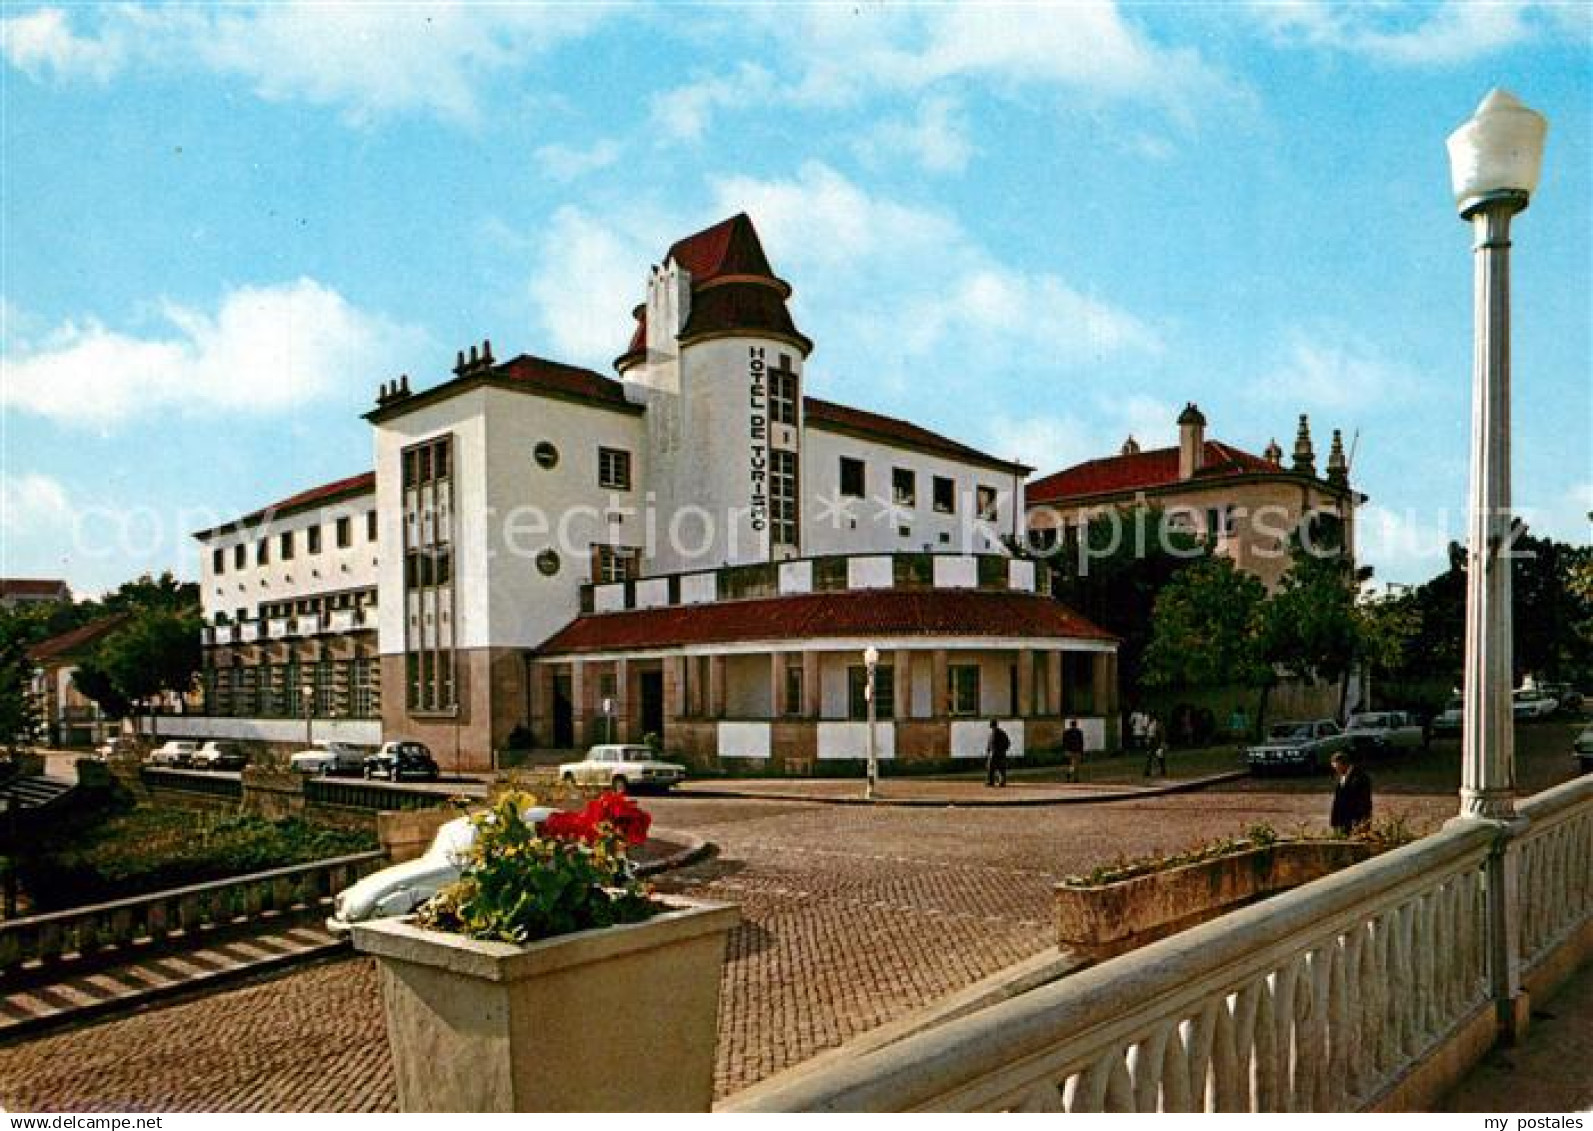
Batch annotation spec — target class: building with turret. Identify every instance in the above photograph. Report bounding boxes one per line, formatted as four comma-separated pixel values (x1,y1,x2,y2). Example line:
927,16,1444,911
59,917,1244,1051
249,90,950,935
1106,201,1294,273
1025,403,1362,590
188,214,1120,769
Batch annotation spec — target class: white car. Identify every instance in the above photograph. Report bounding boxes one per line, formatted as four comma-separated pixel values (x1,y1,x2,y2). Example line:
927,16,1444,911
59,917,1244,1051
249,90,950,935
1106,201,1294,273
1431,698,1464,737
148,740,201,768
327,804,552,933
559,744,686,792
189,740,248,770
1345,711,1427,754
288,741,366,776
1512,690,1559,721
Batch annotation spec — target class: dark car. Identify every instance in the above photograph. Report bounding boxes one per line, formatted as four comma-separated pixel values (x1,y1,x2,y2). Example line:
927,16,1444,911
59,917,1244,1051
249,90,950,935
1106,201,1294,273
363,740,440,782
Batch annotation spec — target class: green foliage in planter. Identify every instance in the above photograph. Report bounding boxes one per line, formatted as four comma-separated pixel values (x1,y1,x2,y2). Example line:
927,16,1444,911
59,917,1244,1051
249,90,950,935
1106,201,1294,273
18,805,375,909
419,790,664,945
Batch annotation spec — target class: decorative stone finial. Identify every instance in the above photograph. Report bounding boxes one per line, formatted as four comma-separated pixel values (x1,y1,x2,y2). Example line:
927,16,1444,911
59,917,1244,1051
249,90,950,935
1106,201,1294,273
1292,414,1316,476
1121,436,1140,456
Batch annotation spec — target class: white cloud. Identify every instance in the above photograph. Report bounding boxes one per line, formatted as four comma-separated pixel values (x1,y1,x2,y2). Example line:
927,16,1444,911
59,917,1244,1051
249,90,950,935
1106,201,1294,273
647,63,777,143
1253,327,1428,411
1250,1,1559,65
0,472,71,536
2,279,427,426
2,3,611,123
854,94,975,174
526,207,661,363
533,139,622,184
0,6,124,81
987,394,1178,475
1356,502,1465,586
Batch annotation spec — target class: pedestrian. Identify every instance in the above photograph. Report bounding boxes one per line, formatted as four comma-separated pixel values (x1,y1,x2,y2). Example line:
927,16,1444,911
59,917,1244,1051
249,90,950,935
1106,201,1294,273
1062,718,1085,783
1129,709,1149,751
985,719,1011,788
1329,751,1373,835
1143,715,1166,777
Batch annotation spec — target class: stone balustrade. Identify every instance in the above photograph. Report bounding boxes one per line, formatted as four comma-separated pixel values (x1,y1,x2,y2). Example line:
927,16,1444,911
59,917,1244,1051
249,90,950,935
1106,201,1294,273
729,820,1512,1112
0,851,387,977
1512,774,1593,991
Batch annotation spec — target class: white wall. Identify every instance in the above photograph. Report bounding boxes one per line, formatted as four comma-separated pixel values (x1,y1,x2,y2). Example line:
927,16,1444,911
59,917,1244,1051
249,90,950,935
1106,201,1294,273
150,715,382,745
802,427,1023,559
717,721,771,759
817,721,895,760
199,489,379,624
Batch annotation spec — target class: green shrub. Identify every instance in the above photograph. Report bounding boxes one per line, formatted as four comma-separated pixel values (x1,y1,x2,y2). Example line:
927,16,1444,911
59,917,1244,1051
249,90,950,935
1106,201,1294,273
17,805,376,910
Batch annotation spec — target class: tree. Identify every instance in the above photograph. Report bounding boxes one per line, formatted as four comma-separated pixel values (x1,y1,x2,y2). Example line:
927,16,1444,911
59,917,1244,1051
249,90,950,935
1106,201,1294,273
90,609,203,721
1142,557,1272,694
1262,539,1371,719
1031,506,1204,697
70,662,132,722
0,634,40,753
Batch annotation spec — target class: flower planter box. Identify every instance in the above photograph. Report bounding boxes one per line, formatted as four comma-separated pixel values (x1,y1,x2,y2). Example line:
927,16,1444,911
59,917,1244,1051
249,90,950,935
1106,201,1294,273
352,896,738,1112
1054,840,1379,960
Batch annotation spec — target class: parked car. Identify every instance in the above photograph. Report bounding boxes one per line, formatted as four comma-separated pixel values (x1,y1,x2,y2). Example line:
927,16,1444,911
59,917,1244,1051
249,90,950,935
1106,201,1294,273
1430,698,1464,737
148,740,202,768
95,735,143,760
1512,689,1559,721
1575,724,1593,775
559,744,686,792
288,741,367,776
189,740,248,771
327,802,554,933
1536,682,1584,714
1345,711,1427,755
1244,720,1349,775
363,741,440,782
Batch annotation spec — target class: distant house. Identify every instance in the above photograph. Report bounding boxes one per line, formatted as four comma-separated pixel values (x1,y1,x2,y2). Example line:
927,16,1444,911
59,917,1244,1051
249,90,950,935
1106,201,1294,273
27,613,129,748
1025,404,1364,591
0,579,71,610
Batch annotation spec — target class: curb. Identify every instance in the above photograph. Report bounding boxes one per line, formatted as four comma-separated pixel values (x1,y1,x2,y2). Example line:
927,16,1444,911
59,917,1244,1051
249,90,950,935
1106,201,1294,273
635,829,716,876
673,770,1251,808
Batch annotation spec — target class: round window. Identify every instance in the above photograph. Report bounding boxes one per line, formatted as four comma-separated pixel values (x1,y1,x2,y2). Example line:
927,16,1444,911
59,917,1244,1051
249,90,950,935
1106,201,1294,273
535,549,561,576
533,441,559,470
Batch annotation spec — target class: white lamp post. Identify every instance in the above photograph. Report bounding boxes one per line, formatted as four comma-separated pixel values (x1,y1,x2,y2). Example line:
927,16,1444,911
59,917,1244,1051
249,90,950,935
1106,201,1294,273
863,645,880,800
302,681,315,747
1445,89,1548,821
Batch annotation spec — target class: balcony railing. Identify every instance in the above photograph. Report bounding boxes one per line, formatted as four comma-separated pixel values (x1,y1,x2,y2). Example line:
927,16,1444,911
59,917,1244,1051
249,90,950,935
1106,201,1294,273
580,552,1047,616
205,608,372,647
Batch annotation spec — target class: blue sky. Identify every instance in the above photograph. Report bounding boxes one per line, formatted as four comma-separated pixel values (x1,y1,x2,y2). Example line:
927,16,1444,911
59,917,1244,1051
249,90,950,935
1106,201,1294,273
2,1,1589,596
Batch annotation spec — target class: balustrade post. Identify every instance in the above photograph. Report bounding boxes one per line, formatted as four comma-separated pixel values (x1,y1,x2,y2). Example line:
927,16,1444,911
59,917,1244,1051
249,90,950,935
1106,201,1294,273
1486,824,1531,1042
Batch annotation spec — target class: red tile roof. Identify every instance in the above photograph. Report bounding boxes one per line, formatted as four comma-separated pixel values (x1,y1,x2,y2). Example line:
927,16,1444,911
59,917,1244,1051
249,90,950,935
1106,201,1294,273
664,213,777,283
1027,441,1280,505
537,588,1113,655
193,471,374,539
0,579,69,599
493,354,634,408
29,613,131,663
804,397,1030,475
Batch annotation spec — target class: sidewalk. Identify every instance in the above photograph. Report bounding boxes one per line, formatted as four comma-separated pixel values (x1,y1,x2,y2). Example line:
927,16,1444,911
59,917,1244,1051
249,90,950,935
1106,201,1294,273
675,769,1248,807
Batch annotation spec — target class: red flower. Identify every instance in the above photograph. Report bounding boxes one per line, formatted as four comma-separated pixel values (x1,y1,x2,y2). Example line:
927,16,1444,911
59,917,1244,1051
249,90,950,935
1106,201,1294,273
538,809,597,843
591,791,652,846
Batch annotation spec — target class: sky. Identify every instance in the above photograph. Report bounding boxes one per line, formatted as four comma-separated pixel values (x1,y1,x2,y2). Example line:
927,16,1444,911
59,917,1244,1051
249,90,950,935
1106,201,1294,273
1,1,1589,598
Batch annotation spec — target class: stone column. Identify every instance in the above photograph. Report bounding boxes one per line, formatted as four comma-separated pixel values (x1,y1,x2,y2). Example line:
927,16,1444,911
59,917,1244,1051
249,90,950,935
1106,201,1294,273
1091,654,1111,716
1047,651,1064,717
1016,649,1034,718
708,654,727,720
930,649,949,717
802,650,821,718
770,652,787,718
615,658,633,743
665,655,686,725
893,650,912,720
570,660,589,748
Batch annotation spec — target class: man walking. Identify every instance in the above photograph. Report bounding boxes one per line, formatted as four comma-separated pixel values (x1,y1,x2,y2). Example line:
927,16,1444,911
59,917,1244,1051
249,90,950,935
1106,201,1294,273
1062,718,1085,783
985,719,1011,788
1329,751,1373,834
1142,715,1166,777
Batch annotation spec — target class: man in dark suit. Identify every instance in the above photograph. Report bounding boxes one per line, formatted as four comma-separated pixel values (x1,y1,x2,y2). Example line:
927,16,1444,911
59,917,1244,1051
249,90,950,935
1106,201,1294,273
1061,719,1085,783
1330,751,1373,834
985,720,1011,787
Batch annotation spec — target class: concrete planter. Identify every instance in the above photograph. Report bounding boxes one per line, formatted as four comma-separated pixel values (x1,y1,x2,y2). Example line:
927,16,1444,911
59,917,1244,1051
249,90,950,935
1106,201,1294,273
1055,840,1378,959
352,896,739,1112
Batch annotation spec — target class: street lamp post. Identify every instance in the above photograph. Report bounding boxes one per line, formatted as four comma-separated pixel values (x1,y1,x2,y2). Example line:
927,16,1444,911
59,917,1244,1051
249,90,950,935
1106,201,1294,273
301,682,315,748
1445,89,1548,822
863,646,879,801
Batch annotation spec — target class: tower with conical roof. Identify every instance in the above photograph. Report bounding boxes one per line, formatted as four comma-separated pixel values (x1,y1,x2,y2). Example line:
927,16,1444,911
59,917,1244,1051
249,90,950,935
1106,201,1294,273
616,214,813,572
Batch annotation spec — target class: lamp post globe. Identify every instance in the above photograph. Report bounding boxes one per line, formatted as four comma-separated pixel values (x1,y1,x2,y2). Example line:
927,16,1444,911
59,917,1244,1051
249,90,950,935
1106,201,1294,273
1446,89,1548,823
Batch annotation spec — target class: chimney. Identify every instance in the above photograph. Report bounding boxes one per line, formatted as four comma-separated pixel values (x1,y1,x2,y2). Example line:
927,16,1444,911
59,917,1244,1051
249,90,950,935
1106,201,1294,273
1292,414,1316,476
1121,435,1141,456
1327,428,1349,488
1177,403,1206,479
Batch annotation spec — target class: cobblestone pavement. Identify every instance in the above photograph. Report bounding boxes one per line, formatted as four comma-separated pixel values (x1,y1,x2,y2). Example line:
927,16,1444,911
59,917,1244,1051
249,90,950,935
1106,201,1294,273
0,783,1467,1112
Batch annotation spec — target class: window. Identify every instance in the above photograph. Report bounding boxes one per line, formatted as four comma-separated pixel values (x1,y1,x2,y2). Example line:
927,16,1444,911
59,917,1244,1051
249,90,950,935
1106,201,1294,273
592,544,641,584
212,548,224,574
770,353,798,426
839,456,866,498
336,516,352,548
234,544,245,569
949,665,981,716
403,433,456,712
367,511,378,542
892,468,916,506
307,525,322,554
771,449,799,547
536,549,561,576
976,485,999,521
598,447,632,490
280,531,295,561
256,539,269,566
848,664,895,721
533,441,560,469
933,476,956,514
